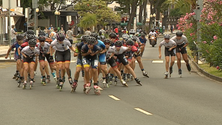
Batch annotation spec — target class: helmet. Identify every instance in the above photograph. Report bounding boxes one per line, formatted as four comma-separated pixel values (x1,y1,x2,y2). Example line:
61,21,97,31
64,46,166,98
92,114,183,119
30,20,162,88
151,29,154,32
164,34,170,39
16,34,24,41
28,39,37,46
97,36,101,40
38,30,45,36
57,33,65,41
90,33,98,39
141,33,145,37
109,32,116,38
103,39,111,45
99,31,102,36
176,31,183,37
38,36,46,42
131,46,138,52
122,34,129,40
81,35,90,43
115,41,123,47
132,36,137,41
126,39,134,46
27,34,36,40
26,30,35,35
87,37,96,45
100,35,105,40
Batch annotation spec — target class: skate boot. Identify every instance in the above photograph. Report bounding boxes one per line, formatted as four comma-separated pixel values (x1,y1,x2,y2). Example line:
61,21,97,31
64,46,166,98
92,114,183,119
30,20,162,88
178,69,182,78
41,77,46,86
105,74,110,85
126,74,131,82
68,77,73,85
121,79,128,87
142,71,149,78
94,85,101,95
84,83,91,94
13,72,18,79
169,67,173,77
135,78,142,86
30,80,33,89
114,77,118,86
51,72,57,81
186,64,191,73
102,77,107,88
59,80,64,91
56,79,60,89
46,75,50,83
22,81,27,89
165,72,169,79
71,80,78,92
109,75,113,85
18,77,23,87
16,73,20,81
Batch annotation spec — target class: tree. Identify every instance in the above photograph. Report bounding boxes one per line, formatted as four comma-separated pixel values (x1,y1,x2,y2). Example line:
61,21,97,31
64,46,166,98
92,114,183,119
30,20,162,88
78,13,97,30
74,0,120,30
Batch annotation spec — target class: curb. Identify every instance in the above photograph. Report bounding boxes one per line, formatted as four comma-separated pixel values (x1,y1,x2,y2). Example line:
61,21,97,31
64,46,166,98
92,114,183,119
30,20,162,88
190,58,222,82
0,59,16,62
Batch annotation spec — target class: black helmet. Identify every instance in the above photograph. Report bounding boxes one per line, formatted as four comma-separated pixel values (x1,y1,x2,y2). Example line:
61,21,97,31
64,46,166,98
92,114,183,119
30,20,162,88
103,39,111,45
122,34,129,40
99,31,102,36
87,37,96,45
176,31,183,37
16,34,24,41
38,36,46,42
97,36,101,40
141,33,145,37
26,30,35,35
81,35,90,43
115,41,123,47
38,30,45,36
132,36,137,41
151,29,154,32
126,39,134,46
90,33,98,39
109,32,116,38
28,39,37,46
100,35,105,40
27,34,36,40
57,33,65,41
164,34,170,39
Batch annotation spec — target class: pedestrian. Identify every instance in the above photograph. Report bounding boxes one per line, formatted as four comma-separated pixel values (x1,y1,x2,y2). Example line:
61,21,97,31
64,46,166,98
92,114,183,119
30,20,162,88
84,28,91,36
49,28,57,41
60,27,65,35
171,25,174,33
99,28,106,35
158,34,177,78
66,27,75,44
163,25,165,34
11,25,17,51
24,19,27,32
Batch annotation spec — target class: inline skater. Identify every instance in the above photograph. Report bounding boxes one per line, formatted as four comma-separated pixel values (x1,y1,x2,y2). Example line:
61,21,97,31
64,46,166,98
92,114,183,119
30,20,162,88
21,39,39,89
49,33,75,91
159,34,177,78
131,36,149,78
71,35,90,92
139,33,147,57
171,31,191,77
90,33,109,87
81,37,102,95
113,41,142,86
104,39,127,86
5,34,24,82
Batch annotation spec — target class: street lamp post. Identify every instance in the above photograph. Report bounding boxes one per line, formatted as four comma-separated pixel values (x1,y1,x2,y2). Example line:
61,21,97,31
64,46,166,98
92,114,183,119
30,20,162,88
55,10,60,28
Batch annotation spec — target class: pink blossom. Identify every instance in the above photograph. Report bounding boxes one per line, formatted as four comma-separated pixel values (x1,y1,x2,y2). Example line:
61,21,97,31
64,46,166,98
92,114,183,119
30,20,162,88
211,40,214,44
216,66,220,70
202,41,207,44
190,23,193,27
213,35,217,40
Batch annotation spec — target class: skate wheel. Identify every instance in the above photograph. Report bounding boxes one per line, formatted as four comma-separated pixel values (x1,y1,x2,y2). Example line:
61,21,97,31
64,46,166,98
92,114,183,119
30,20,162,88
123,84,128,87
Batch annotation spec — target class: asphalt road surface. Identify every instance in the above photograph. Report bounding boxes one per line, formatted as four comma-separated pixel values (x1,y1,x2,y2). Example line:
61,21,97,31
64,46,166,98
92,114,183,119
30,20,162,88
1,37,222,125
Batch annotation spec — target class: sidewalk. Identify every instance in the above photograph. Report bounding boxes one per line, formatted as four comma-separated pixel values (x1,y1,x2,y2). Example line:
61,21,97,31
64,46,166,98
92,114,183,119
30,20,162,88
0,45,15,62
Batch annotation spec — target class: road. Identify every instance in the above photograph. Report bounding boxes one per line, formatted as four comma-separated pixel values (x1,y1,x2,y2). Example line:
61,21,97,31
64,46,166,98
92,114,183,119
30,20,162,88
1,37,222,125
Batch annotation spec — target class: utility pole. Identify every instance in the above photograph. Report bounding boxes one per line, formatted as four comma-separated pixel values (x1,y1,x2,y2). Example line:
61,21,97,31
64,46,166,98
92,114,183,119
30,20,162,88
194,0,203,64
32,0,38,34
8,0,11,59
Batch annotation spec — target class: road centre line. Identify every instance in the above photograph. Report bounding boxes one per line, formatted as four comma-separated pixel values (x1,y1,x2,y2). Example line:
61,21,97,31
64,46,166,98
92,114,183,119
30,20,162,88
109,95,120,101
134,108,153,116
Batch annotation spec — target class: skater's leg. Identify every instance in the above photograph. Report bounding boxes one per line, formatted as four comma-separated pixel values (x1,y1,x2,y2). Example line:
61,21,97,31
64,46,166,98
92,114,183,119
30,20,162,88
170,56,175,67
23,63,29,82
165,56,170,72
176,53,182,69
29,63,35,80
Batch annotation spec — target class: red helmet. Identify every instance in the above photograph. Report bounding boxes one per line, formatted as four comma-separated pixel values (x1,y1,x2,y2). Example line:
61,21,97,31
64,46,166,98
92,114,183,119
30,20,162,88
134,42,139,47
131,46,138,52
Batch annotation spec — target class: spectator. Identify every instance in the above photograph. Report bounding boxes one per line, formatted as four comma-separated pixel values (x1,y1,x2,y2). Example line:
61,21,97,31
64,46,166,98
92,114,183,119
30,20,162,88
49,28,57,41
163,25,165,34
24,19,27,32
171,25,174,33
60,27,65,35
10,25,17,51
66,27,75,44
99,28,106,35
85,28,91,35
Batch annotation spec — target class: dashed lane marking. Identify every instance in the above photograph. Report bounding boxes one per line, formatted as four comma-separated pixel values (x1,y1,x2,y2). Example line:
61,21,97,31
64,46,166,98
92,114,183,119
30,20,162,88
152,60,164,63
134,108,153,116
109,95,120,101
70,60,76,63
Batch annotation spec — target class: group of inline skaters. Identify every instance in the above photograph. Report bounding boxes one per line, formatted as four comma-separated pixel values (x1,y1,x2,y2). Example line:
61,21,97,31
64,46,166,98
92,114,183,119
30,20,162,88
5,28,191,95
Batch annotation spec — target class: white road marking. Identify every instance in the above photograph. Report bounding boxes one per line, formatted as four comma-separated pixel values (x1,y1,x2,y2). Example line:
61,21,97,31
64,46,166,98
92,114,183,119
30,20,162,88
71,60,76,63
109,95,120,101
175,60,185,63
134,108,153,116
152,60,164,63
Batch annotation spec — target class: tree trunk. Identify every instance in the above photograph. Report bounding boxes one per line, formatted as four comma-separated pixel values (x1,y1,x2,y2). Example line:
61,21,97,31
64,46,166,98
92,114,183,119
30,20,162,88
139,4,143,23
143,0,147,25
127,0,138,30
